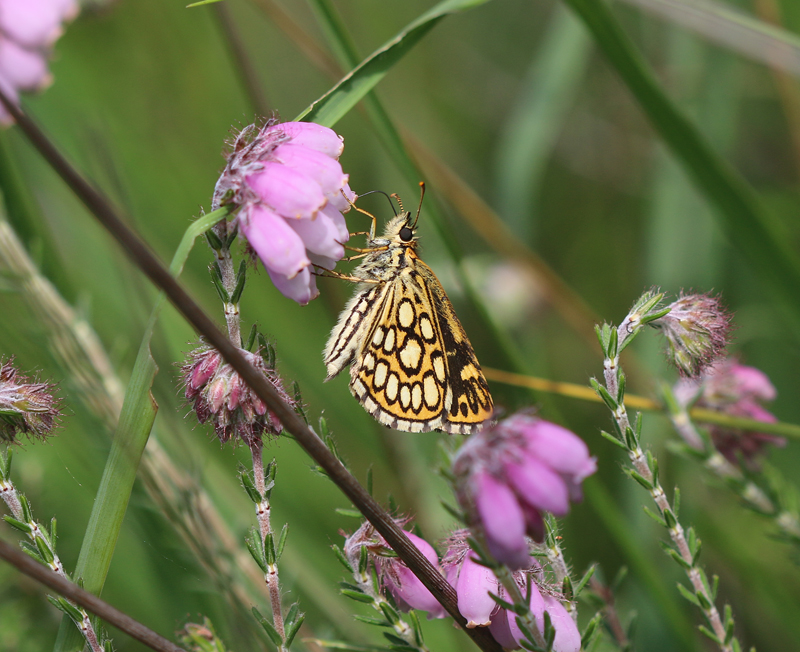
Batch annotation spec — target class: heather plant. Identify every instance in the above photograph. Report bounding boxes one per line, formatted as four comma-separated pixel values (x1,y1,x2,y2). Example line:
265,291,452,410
0,1,799,652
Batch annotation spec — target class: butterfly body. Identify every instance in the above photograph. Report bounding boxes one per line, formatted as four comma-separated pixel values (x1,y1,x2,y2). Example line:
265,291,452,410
324,212,493,434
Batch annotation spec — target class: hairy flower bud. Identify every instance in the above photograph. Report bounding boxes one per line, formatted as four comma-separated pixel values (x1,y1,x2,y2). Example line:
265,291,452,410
650,293,731,377
213,120,355,305
181,342,293,446
453,413,595,570
0,358,61,442
674,358,783,467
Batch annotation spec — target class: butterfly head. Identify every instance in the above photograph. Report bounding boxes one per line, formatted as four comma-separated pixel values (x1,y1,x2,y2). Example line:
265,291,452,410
379,212,419,248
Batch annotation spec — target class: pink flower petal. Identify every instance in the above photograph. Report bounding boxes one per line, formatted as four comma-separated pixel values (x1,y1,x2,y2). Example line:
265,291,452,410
287,210,345,260
0,39,50,91
517,419,595,478
246,162,327,219
265,121,344,158
320,203,350,243
456,553,498,628
328,182,357,213
505,454,570,516
385,531,443,615
509,582,545,648
489,606,518,649
273,144,349,201
730,364,777,402
543,596,581,652
0,0,65,48
241,205,309,278
474,471,530,570
308,252,337,271
267,267,318,305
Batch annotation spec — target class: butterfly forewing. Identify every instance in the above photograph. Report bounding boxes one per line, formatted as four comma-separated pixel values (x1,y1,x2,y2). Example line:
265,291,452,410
323,210,493,434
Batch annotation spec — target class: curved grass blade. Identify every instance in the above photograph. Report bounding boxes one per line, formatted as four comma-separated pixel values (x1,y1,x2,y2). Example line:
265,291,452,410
615,0,800,78
295,0,492,127
563,0,800,329
53,207,229,652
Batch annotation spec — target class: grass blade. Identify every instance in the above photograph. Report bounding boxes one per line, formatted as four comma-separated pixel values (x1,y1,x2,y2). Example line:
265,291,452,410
563,0,800,328
295,0,492,127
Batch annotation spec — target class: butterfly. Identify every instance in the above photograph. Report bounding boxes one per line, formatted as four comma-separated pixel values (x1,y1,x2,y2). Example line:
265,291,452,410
322,184,493,434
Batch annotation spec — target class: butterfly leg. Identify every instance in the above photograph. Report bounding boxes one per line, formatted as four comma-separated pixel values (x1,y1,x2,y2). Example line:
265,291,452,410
313,268,380,284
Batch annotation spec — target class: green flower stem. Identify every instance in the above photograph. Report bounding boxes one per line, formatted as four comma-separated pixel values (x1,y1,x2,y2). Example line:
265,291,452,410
493,564,548,649
542,517,576,623
596,308,738,652
348,558,429,651
664,387,800,547
0,452,104,652
483,367,800,441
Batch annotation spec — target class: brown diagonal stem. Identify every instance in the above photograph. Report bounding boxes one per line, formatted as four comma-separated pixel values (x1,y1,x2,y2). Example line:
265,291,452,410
0,94,502,652
0,537,184,652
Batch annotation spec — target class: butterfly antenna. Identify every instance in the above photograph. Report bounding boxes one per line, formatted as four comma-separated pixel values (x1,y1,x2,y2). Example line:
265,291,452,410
389,192,405,215
359,189,398,216
412,181,425,228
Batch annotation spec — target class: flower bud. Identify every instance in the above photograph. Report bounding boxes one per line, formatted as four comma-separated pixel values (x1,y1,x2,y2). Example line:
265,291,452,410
674,358,783,467
180,342,293,446
650,293,731,377
0,358,61,442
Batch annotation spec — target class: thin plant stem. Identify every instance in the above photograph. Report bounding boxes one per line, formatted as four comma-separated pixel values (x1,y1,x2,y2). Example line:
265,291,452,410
0,83,500,652
493,564,548,649
0,537,184,652
483,366,800,441
594,297,739,652
0,453,104,652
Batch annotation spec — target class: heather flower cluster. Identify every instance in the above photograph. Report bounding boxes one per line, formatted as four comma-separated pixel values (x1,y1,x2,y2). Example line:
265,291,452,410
213,120,355,305
674,357,783,466
452,413,596,569
0,0,78,125
180,342,293,446
0,357,61,442
650,292,731,377
342,523,580,651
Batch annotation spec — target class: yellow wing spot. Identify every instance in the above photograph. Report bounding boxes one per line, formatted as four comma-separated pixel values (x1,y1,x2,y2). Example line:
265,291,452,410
364,353,376,371
400,384,411,409
461,364,479,380
373,361,388,389
398,300,415,328
399,338,422,369
433,354,445,383
372,327,385,347
412,383,423,411
383,328,396,353
420,316,434,341
386,373,399,401
423,375,439,409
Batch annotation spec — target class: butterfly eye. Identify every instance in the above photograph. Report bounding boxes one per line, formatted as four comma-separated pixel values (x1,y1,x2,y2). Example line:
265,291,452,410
399,226,413,242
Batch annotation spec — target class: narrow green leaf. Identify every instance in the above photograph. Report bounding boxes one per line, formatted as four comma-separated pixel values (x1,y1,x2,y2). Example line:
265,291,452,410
562,0,800,325
296,0,492,127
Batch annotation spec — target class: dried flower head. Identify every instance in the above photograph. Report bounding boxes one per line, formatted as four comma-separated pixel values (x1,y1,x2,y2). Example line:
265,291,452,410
452,412,596,570
213,120,355,305
0,358,61,442
650,292,731,377
674,358,783,467
181,342,294,447
0,0,79,125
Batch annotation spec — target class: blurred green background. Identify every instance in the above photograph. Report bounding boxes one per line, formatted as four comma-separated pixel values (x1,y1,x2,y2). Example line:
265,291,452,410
1,0,799,650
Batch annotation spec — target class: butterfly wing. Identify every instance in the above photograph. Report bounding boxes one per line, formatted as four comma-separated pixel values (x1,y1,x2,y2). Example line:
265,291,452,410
350,260,493,434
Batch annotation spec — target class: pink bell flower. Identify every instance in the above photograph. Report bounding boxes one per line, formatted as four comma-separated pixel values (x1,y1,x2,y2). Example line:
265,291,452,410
453,412,596,569
0,0,78,125
213,120,355,305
